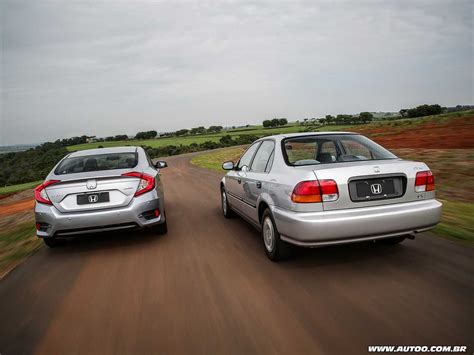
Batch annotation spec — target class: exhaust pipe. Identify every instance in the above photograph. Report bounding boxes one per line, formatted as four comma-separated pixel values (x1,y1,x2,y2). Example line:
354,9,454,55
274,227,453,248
406,233,416,240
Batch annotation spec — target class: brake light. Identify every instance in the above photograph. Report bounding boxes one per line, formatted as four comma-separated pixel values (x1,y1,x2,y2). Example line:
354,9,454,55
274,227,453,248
415,171,435,192
291,180,339,203
34,180,61,205
122,172,155,196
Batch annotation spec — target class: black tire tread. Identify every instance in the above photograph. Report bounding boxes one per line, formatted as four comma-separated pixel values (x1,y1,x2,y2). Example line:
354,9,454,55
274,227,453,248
221,188,235,218
43,237,60,248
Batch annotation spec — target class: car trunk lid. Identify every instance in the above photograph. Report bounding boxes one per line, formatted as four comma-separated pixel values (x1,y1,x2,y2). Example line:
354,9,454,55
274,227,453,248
311,159,429,211
45,170,141,212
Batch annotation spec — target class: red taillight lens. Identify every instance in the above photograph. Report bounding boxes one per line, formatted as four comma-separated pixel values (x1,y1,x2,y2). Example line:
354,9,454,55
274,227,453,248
34,180,61,205
122,172,155,197
291,180,339,203
292,181,321,203
415,171,435,192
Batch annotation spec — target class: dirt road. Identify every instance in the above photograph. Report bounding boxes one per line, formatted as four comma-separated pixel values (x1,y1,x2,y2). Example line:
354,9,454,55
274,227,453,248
0,152,472,354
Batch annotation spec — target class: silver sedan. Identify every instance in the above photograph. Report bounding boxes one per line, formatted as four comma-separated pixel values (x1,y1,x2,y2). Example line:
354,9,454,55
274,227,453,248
34,146,168,247
221,132,442,261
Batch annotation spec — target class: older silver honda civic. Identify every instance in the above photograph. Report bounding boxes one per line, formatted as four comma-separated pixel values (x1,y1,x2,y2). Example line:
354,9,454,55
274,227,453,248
35,146,168,247
221,133,442,261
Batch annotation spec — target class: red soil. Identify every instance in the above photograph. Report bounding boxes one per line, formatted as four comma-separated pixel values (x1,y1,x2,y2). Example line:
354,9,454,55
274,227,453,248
0,198,35,217
356,116,474,149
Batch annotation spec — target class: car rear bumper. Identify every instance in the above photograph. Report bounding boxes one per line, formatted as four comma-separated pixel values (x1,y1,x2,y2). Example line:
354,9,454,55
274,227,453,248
271,199,442,247
35,194,165,238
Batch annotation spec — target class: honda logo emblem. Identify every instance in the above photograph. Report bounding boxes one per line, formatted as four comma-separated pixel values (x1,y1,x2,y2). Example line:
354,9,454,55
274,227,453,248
86,179,97,190
88,194,99,203
371,184,382,195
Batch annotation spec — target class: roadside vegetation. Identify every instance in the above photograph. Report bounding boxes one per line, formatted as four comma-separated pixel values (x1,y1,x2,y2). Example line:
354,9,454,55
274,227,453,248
0,188,39,277
0,180,42,196
0,223,40,278
190,147,245,173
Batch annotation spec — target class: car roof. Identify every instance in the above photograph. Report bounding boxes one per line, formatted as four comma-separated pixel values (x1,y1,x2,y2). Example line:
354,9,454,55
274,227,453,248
258,131,357,141
68,146,138,158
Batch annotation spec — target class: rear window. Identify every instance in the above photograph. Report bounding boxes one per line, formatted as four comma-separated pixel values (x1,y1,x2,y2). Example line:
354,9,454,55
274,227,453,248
283,134,397,166
55,153,138,175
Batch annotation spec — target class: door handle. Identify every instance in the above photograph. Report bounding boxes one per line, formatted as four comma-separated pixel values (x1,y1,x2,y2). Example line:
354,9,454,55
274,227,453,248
237,178,242,184
256,181,262,189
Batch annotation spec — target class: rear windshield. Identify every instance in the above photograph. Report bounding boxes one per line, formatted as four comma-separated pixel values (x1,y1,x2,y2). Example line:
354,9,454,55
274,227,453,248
283,134,397,166
55,153,138,175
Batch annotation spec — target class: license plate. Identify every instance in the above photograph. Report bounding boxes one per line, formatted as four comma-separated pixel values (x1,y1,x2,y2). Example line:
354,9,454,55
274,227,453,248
356,179,395,197
77,192,110,205
349,177,404,202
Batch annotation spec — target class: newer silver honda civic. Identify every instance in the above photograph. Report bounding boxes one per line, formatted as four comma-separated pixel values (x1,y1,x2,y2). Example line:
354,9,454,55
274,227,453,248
35,146,168,247
221,132,442,261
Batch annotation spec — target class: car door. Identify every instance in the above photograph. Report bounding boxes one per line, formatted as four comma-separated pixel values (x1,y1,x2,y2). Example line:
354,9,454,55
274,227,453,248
225,142,261,213
243,140,276,223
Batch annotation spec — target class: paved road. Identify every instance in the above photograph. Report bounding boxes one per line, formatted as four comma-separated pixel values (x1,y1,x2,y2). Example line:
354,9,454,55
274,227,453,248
1,152,473,355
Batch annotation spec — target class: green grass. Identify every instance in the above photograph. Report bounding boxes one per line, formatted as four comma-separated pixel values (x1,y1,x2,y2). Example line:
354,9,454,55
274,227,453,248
434,200,474,242
190,147,246,173
0,222,41,278
393,149,474,203
0,180,42,196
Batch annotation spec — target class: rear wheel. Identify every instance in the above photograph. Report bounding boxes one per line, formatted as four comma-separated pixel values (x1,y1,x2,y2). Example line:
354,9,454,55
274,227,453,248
221,188,234,218
379,236,406,245
261,209,291,261
152,211,168,235
43,237,60,248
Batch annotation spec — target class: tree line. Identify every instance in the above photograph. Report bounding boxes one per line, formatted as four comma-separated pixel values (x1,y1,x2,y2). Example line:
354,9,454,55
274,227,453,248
0,141,69,186
42,103,459,148
142,134,258,159
263,103,462,127
263,118,288,128
319,112,374,125
399,104,444,118
0,134,259,187
263,112,374,127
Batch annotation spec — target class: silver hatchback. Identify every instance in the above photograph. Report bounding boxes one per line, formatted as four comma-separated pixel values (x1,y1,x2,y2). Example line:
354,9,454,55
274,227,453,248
35,146,168,247
221,132,442,261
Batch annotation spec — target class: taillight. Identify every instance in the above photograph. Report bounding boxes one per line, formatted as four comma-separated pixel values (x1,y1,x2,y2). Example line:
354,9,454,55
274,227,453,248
415,170,435,192
291,180,339,203
122,172,155,196
34,180,61,205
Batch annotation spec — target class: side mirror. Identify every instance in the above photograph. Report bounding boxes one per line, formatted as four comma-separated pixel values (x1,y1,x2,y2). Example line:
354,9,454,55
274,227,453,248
222,161,234,170
155,161,167,169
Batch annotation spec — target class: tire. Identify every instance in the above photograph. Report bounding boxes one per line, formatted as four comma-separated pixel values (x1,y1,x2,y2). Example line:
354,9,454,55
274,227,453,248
261,209,291,261
221,188,235,218
43,237,60,248
379,236,406,245
153,218,168,235
152,210,168,235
